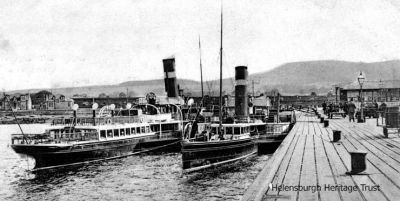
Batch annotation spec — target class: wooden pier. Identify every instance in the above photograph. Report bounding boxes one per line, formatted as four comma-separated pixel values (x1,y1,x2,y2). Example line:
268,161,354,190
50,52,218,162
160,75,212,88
242,111,400,201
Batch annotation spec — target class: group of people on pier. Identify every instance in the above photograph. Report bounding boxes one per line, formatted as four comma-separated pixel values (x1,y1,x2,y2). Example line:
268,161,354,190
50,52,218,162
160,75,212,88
321,99,386,122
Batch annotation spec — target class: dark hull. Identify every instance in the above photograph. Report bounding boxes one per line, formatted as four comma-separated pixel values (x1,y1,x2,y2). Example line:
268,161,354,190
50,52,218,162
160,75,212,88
12,133,181,170
257,122,295,154
181,138,257,173
257,134,288,154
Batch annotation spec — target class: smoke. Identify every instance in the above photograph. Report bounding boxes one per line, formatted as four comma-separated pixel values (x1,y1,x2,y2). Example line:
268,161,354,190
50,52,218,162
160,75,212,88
0,34,13,52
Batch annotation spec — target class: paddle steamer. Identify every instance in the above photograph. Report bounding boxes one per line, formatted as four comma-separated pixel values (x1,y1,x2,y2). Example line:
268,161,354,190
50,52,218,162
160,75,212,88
11,105,183,170
11,57,188,170
181,65,259,173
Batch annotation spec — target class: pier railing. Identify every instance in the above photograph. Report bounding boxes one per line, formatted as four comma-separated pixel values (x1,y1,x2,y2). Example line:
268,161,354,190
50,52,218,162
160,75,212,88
376,108,400,128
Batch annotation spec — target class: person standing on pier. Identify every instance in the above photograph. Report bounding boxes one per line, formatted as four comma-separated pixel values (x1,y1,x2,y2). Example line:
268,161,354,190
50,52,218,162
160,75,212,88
343,102,348,114
347,99,356,122
327,102,333,119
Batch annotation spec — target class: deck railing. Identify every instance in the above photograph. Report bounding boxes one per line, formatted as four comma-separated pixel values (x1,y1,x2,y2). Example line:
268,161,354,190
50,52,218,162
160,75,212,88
265,123,290,135
51,116,142,126
11,131,99,145
11,133,49,145
51,113,178,126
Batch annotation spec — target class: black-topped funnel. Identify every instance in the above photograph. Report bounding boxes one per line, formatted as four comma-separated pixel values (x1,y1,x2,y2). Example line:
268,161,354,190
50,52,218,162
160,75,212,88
235,66,248,118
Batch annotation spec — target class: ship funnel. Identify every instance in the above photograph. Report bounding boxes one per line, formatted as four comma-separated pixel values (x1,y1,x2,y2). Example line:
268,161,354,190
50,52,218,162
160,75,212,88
163,57,178,98
235,66,248,118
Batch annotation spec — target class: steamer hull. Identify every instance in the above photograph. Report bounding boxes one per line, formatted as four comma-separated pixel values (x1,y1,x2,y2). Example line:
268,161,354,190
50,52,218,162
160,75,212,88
181,138,257,172
12,133,182,169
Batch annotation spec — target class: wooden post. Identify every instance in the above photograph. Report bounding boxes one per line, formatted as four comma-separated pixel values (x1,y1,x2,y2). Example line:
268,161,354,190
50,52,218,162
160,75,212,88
324,120,329,127
332,130,341,142
73,110,77,125
348,150,367,174
383,126,388,138
92,109,96,126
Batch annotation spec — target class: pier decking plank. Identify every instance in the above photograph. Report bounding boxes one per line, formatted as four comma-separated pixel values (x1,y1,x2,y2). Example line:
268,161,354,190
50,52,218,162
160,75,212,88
339,132,397,200
265,123,303,200
311,122,341,201
329,121,400,200
315,123,364,201
321,127,386,201
272,120,307,201
297,123,318,201
338,125,400,170
331,121,400,162
241,113,304,201
242,110,400,201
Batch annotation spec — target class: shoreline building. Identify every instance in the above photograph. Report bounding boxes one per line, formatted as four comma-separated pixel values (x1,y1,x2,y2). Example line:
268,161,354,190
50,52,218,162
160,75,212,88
0,94,32,110
339,80,400,106
0,91,73,111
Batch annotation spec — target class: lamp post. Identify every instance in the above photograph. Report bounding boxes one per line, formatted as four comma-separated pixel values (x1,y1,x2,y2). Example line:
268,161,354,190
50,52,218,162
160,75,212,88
277,93,280,123
109,104,115,117
379,79,384,103
126,102,132,115
72,104,79,125
169,103,183,138
335,86,339,105
378,79,385,125
126,102,132,123
92,102,98,126
357,71,365,123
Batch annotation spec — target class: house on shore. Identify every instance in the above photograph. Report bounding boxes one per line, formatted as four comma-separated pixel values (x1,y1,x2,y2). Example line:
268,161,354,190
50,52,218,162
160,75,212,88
0,91,73,111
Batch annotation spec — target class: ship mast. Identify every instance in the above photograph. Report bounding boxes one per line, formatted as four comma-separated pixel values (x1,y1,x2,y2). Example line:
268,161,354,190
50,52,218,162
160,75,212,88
199,36,204,104
3,92,27,144
218,1,223,136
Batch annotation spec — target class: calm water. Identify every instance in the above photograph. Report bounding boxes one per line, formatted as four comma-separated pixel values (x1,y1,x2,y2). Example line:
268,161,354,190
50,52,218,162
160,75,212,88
0,124,269,201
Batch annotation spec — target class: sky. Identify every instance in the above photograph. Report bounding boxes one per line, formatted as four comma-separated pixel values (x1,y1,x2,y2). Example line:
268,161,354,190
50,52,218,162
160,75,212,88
1,0,400,91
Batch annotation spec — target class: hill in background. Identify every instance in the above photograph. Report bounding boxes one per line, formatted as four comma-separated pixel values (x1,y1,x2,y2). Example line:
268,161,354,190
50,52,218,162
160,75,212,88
6,60,400,97
250,60,400,95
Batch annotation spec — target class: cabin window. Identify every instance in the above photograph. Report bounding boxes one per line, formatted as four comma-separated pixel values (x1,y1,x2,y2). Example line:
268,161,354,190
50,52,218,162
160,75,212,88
151,125,159,132
49,130,55,139
234,127,241,135
120,129,125,136
161,124,167,131
211,127,217,134
225,127,232,135
136,127,140,134
141,127,145,133
113,129,119,137
126,128,130,135
100,130,106,138
107,130,113,137
54,130,60,139
131,127,136,135
146,126,150,133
